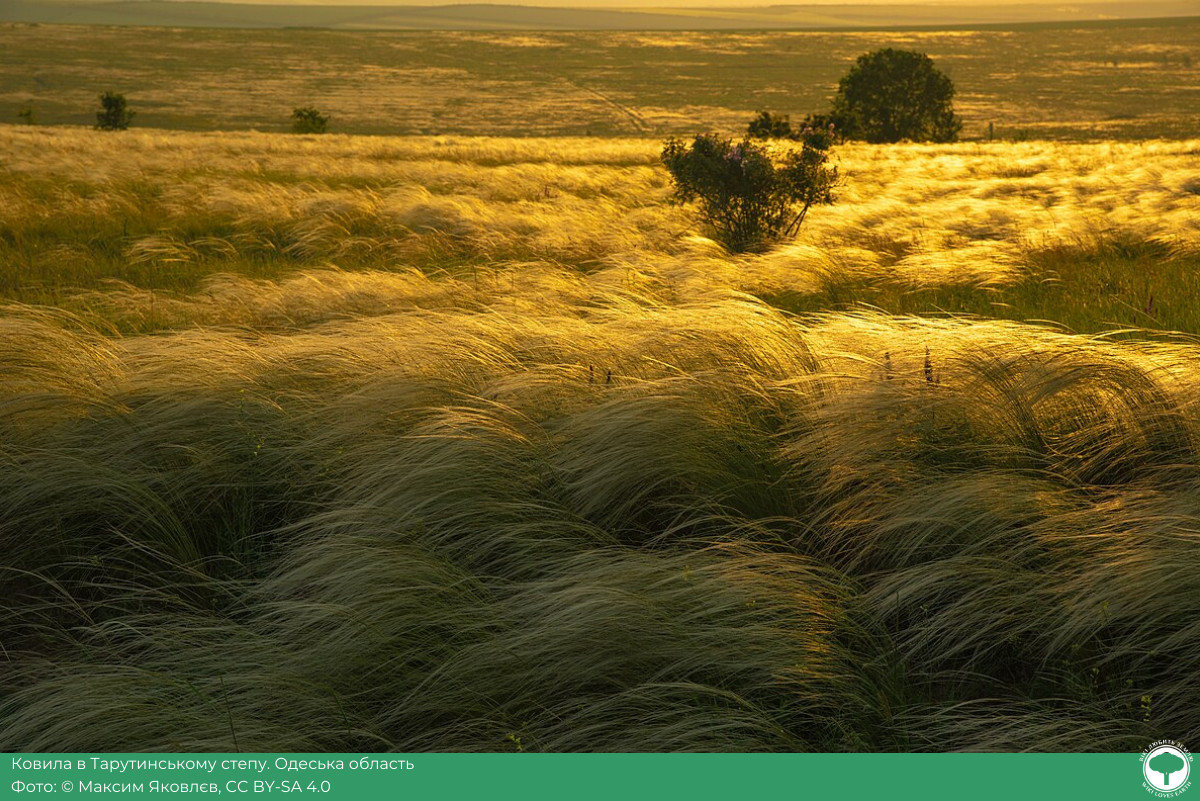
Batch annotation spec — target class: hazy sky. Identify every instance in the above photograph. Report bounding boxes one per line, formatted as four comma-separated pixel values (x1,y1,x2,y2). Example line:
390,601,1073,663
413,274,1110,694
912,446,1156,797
192,0,1107,6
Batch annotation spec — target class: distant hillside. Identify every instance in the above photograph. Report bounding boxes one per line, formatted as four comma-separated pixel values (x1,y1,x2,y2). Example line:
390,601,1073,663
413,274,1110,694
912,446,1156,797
3,0,1199,30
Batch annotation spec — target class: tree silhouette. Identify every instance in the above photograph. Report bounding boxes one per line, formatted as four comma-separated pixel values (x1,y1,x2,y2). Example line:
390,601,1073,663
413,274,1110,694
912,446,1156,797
1149,751,1186,787
832,49,961,143
291,107,329,134
95,92,134,131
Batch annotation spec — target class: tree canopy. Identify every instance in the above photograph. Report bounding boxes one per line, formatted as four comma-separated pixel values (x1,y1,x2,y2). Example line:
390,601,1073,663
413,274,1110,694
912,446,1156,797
94,92,134,131
832,49,961,143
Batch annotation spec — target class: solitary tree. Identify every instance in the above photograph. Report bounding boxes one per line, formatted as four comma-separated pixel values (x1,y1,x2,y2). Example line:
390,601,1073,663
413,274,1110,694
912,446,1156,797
1149,751,1186,787
832,49,961,143
95,92,134,130
291,107,329,134
660,130,837,253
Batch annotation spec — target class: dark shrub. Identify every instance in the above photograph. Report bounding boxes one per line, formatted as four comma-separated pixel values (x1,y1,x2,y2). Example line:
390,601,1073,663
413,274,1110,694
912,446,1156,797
291,107,329,134
95,92,134,131
660,131,837,253
747,111,795,139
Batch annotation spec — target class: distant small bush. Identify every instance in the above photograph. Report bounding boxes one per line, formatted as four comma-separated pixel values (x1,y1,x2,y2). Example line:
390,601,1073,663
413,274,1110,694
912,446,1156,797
661,131,837,253
291,107,329,134
95,92,134,131
747,111,795,139
749,111,846,145
798,113,846,143
833,49,961,143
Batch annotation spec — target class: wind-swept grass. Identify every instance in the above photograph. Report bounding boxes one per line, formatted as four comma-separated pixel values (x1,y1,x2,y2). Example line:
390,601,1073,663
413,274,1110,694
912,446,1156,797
4,129,1200,337
1,128,1199,752
3,299,1200,751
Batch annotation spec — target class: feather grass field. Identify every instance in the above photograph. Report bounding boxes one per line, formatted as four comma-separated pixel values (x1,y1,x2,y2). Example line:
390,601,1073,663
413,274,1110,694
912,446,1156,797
2,127,1200,751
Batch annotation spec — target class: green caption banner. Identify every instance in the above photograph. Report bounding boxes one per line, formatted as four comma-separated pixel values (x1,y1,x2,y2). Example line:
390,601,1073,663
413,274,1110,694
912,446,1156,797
2,753,1191,800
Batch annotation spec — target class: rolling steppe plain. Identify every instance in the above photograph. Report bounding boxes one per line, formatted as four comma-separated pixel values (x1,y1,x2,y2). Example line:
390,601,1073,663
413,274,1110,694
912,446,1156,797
3,18,1200,138
2,15,1200,751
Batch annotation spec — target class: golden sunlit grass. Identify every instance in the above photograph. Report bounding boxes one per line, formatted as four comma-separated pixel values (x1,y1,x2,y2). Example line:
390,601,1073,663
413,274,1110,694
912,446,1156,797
3,128,1198,334
2,126,1200,751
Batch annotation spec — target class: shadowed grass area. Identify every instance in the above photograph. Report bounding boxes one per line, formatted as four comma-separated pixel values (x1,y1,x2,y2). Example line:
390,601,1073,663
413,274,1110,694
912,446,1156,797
2,302,1198,751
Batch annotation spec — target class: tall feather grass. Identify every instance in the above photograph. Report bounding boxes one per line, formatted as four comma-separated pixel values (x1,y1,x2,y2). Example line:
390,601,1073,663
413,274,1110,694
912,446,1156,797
3,300,1199,751
2,128,1199,751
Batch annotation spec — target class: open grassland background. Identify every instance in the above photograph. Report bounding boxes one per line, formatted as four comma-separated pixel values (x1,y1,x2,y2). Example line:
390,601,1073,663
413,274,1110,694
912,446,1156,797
3,19,1200,140
3,127,1200,751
